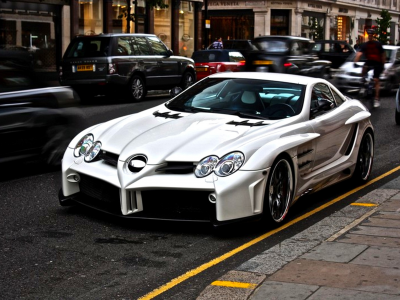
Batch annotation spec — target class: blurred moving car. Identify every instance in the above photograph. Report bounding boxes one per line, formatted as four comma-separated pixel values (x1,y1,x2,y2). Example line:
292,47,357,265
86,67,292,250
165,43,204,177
311,40,355,69
243,35,331,78
208,39,256,58
335,45,400,94
0,50,85,166
59,33,196,102
191,49,245,81
58,72,373,226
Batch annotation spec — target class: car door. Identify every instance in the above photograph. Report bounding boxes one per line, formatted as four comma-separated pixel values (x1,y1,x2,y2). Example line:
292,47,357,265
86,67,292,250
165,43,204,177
146,36,179,86
308,83,356,171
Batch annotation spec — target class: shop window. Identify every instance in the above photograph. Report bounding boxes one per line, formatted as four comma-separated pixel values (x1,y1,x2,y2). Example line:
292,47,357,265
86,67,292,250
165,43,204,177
154,0,171,49
178,1,194,57
79,0,103,35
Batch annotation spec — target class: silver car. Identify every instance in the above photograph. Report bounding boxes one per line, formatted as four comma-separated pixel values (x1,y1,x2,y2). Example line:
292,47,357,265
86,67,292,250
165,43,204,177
58,72,374,226
335,45,400,94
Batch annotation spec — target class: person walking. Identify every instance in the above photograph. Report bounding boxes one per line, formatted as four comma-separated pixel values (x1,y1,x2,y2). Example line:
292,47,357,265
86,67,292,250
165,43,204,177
354,29,386,108
212,37,223,49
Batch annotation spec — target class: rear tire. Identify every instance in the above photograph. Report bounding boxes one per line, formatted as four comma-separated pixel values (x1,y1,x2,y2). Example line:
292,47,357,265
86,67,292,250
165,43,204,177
264,156,294,224
353,131,374,183
128,75,147,102
180,71,195,90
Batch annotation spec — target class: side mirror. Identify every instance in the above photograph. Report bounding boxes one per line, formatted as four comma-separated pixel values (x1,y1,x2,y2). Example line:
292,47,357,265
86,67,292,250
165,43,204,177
169,86,182,98
165,49,174,57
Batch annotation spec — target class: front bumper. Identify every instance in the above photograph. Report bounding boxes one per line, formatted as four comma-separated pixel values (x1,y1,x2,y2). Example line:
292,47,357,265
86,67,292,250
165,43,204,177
60,147,269,224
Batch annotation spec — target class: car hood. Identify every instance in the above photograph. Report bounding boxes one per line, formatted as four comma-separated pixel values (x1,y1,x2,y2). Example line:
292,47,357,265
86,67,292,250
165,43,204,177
82,105,285,165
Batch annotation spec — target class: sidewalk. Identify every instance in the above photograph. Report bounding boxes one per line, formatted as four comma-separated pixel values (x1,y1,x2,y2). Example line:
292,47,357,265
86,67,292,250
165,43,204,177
198,178,400,300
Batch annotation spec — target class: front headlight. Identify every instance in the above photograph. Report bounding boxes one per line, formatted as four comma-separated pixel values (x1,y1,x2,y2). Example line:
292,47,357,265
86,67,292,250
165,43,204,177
84,141,102,162
214,152,245,177
74,134,94,157
195,156,219,178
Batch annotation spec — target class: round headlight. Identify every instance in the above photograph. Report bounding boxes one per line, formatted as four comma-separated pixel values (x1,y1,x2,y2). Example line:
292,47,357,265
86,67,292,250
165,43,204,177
195,156,219,178
214,152,244,177
84,141,102,162
74,134,94,157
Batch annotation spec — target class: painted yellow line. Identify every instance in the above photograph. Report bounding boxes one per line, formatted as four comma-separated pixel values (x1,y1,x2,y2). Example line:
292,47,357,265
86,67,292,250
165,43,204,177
351,202,378,207
138,165,400,300
211,280,258,289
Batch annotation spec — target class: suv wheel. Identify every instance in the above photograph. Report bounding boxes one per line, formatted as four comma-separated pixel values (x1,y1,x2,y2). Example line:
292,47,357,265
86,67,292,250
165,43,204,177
180,71,195,90
129,75,147,102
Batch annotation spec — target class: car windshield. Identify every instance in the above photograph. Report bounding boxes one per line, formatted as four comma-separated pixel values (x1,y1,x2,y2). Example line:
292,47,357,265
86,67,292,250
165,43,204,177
253,40,288,53
166,77,305,120
192,51,225,62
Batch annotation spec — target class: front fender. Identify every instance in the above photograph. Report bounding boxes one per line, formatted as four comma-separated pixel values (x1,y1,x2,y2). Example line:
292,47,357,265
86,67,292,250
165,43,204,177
242,133,320,171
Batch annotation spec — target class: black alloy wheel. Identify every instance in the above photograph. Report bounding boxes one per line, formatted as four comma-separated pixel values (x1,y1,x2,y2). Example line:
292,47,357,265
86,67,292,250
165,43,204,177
266,156,294,223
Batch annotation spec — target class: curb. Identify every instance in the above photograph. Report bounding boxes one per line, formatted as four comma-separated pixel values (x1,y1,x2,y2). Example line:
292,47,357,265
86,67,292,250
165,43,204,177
197,188,400,300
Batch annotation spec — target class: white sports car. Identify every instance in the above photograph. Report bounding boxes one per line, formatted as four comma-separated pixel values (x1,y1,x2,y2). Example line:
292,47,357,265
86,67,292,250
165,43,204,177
59,72,374,226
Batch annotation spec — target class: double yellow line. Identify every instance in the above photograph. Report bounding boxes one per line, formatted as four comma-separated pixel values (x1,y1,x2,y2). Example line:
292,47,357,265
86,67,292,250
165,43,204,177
139,165,400,299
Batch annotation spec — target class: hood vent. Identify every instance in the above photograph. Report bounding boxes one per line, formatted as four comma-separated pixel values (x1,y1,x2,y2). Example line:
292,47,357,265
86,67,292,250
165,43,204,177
153,111,183,119
98,151,119,166
227,120,267,127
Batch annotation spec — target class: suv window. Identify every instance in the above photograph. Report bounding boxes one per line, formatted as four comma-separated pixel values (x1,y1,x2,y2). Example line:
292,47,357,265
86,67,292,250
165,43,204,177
146,36,169,55
65,38,110,58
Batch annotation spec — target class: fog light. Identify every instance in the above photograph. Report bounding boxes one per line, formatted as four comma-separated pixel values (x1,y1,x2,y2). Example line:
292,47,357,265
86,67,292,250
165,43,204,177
208,193,217,203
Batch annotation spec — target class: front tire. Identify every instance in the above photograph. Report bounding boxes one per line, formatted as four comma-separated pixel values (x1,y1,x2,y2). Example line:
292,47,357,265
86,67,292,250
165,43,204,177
396,110,400,125
353,131,374,183
128,75,147,102
265,156,294,223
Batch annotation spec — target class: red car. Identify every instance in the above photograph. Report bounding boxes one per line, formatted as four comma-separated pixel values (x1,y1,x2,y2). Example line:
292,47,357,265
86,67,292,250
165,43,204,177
192,49,245,81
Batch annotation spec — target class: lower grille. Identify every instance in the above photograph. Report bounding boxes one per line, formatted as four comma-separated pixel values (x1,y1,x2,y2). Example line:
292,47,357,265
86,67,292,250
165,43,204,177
76,174,214,221
139,190,214,221
78,174,121,214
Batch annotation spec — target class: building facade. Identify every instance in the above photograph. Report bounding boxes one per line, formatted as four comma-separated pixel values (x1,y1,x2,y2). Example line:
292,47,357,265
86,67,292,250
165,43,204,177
205,0,400,46
1,0,399,73
0,0,202,72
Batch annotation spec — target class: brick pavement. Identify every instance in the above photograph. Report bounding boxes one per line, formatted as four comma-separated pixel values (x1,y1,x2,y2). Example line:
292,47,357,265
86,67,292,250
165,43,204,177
198,181,400,300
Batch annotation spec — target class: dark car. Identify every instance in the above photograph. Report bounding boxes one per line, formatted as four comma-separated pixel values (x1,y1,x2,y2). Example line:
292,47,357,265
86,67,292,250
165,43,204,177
243,36,331,78
0,50,85,166
191,49,245,80
311,40,355,69
59,33,196,102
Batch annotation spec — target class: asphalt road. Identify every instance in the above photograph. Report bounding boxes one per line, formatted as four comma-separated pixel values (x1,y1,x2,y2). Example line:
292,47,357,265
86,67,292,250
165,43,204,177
1,91,400,299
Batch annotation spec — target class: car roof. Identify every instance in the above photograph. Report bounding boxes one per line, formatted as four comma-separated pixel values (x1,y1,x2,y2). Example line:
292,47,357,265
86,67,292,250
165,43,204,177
314,40,350,43
254,35,310,41
73,33,157,38
207,72,323,85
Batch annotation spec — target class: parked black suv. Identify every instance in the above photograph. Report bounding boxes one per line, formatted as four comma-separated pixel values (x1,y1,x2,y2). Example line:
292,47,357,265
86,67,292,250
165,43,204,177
243,36,330,78
311,40,355,69
59,33,196,101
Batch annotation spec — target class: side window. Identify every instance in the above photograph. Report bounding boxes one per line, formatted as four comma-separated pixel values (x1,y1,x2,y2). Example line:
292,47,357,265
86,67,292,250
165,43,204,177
146,36,169,55
134,37,153,55
116,37,131,56
290,41,301,55
330,88,345,106
310,83,336,118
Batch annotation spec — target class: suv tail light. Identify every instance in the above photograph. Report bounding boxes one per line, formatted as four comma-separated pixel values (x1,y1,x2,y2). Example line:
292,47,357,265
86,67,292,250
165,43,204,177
109,63,116,74
284,62,293,67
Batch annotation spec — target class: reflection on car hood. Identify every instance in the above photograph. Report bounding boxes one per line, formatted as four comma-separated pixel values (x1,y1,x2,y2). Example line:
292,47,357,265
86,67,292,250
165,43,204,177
84,105,285,164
